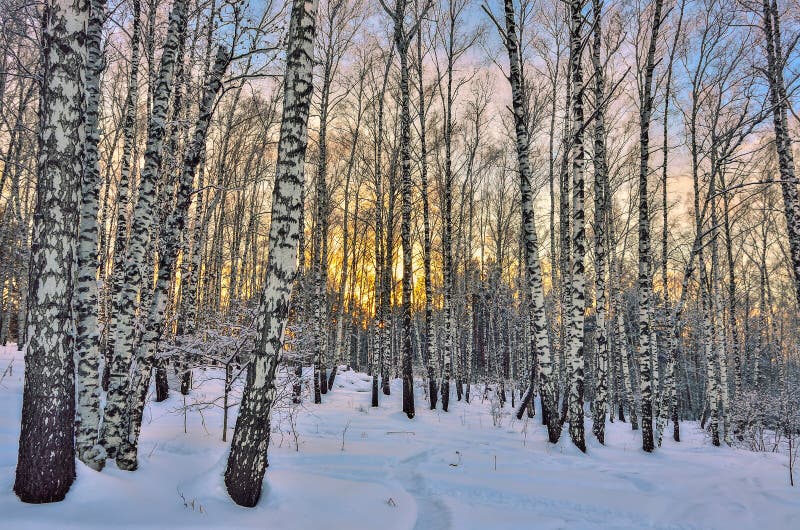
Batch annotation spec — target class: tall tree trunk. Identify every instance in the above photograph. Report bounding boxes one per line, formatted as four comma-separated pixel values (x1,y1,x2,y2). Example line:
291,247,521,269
590,0,608,445
14,0,87,503
312,52,332,401
116,47,230,471
720,171,741,409
636,0,664,453
381,148,397,396
761,0,800,308
397,22,415,419
656,0,685,446
417,12,437,410
709,164,729,445
381,0,418,416
373,43,394,405
565,0,587,453
440,4,456,414
74,0,106,471
495,0,560,443
224,0,317,507
103,0,141,392
558,56,572,417
99,0,189,461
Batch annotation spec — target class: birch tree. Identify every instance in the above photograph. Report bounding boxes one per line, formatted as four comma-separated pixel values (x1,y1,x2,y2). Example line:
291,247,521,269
14,0,87,503
116,46,231,471
636,0,664,453
74,0,106,471
379,0,427,418
760,0,800,308
565,0,587,453
486,0,561,443
102,0,141,391
310,0,361,399
224,0,318,507
590,0,608,445
415,0,438,409
99,0,188,461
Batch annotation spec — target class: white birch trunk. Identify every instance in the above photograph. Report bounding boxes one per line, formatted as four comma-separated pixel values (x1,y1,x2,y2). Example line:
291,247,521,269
496,0,560,443
636,0,664,453
115,46,230,470
566,0,586,453
99,0,189,460
224,0,318,507
762,0,800,307
102,0,141,391
590,0,608,445
14,0,87,503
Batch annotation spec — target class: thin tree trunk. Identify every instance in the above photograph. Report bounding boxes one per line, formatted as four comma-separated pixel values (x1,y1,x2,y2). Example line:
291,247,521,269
373,42,394,406
762,0,800,308
99,0,189,461
590,0,608,445
330,72,364,391
312,47,332,401
103,0,142,391
656,0,685,446
493,0,560,443
440,3,456,414
115,46,230,471
417,12,437,410
636,0,664,453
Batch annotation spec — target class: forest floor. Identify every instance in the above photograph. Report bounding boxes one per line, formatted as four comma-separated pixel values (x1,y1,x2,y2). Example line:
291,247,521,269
0,344,798,529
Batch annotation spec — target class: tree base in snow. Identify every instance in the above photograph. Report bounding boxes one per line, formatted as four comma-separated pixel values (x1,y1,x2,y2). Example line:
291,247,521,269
78,444,107,472
116,443,139,471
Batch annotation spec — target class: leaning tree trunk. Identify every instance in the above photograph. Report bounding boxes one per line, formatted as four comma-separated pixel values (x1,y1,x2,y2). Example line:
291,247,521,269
175,3,220,393
762,0,800,308
115,47,230,471
497,0,560,443
74,0,106,471
224,0,317,507
14,0,87,503
98,0,188,461
102,0,141,392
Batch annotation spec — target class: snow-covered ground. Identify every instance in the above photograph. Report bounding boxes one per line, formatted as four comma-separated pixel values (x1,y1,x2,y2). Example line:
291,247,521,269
0,344,798,529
